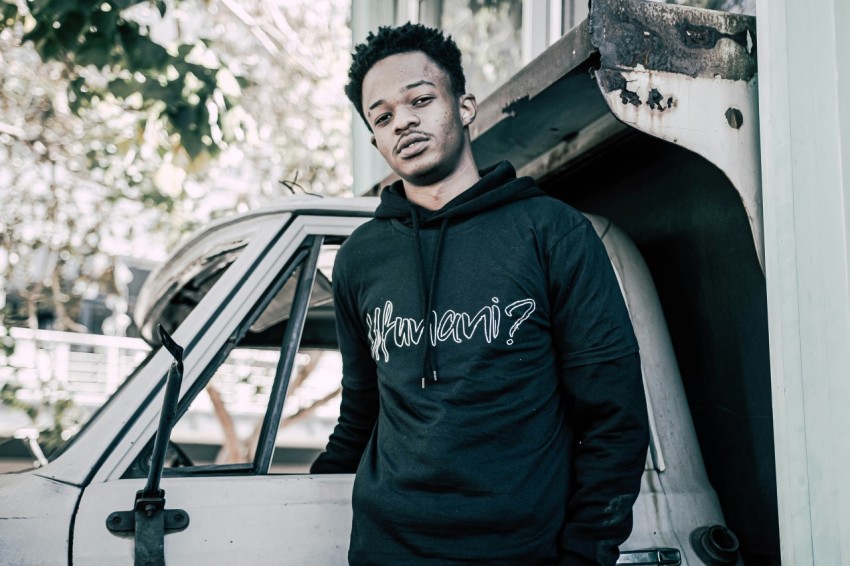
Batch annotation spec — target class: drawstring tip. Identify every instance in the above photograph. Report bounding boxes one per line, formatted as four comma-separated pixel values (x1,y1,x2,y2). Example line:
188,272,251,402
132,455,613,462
422,372,437,388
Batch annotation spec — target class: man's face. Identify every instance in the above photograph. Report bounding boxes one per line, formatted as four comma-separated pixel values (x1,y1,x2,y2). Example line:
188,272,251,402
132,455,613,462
362,51,476,186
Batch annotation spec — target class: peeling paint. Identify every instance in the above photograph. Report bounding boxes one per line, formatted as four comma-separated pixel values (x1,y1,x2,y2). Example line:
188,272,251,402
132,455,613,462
602,72,643,106
501,95,529,118
647,89,665,111
621,88,641,107
595,63,765,271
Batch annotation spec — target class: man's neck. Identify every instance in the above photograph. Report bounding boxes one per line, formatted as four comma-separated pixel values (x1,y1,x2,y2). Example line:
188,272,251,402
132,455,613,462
403,159,481,211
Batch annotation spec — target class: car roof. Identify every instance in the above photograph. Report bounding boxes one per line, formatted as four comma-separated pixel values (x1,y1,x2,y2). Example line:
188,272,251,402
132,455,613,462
134,196,379,344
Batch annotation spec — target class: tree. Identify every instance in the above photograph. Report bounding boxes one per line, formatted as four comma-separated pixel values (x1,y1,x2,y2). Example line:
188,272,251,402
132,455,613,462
0,0,352,457
0,0,351,333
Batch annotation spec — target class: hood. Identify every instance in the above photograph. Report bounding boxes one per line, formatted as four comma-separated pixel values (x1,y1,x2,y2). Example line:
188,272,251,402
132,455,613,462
374,161,545,224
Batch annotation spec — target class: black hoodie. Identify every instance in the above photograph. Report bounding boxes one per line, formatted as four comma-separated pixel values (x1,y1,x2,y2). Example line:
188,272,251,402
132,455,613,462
312,162,648,566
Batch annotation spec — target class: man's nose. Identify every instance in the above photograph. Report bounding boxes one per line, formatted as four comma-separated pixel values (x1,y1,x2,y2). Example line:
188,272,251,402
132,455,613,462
393,107,419,132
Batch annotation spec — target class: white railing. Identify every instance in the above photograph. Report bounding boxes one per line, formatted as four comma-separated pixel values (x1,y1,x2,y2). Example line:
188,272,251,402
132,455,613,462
2,327,151,411
0,327,340,449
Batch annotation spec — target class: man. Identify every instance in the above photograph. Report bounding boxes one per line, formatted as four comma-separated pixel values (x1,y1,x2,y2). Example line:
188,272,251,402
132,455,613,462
312,23,649,566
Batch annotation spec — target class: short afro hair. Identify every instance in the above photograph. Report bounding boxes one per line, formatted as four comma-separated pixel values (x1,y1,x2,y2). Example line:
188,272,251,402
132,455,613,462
346,23,466,127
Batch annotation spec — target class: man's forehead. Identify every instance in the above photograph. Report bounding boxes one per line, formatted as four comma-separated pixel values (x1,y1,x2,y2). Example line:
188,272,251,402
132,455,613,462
363,52,449,104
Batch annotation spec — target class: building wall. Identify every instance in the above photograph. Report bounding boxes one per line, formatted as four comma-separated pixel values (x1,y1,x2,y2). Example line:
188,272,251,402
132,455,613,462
757,0,850,562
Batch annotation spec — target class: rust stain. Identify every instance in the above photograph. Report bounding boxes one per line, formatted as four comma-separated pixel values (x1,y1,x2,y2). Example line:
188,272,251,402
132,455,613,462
599,72,642,106
680,20,751,51
590,0,757,81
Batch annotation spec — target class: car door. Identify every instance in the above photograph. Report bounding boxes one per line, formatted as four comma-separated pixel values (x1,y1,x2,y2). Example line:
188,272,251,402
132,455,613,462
72,212,368,565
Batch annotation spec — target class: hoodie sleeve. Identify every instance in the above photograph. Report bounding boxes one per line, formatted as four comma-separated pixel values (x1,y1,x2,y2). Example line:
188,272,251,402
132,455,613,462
310,259,379,474
548,220,649,565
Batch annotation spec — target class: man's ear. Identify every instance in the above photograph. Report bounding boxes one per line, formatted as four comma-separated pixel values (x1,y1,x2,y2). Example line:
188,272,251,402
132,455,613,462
459,94,477,127
370,134,376,147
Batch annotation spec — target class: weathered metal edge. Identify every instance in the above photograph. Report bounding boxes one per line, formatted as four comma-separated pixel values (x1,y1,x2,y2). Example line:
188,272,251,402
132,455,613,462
469,18,596,141
590,0,757,81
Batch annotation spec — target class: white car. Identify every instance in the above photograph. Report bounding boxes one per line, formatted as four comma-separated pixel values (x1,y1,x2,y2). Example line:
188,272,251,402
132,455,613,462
0,197,739,565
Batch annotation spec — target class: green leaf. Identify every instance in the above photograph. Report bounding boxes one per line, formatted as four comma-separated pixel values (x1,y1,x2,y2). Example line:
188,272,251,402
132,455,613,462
74,32,116,67
35,35,62,60
108,78,141,98
154,0,167,17
28,0,72,19
111,0,146,10
168,104,193,131
168,104,205,158
55,11,88,50
68,77,85,113
142,80,183,107
119,24,168,71
22,20,51,44
90,8,118,38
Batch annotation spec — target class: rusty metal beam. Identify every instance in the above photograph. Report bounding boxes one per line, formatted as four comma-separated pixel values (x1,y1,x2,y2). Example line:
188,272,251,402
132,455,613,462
469,19,607,171
591,0,756,81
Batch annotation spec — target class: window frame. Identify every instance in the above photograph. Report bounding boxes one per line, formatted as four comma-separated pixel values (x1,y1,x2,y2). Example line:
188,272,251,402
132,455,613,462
89,214,368,485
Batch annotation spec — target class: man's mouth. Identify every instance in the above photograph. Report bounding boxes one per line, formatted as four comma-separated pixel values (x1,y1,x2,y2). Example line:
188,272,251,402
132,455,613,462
396,134,429,157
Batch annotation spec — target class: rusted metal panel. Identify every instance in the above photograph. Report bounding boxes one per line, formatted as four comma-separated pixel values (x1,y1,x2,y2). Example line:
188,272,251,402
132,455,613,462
590,0,764,271
591,0,756,81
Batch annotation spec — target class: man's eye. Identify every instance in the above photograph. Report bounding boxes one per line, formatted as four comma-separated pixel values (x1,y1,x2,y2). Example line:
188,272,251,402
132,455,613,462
413,96,433,106
374,114,390,126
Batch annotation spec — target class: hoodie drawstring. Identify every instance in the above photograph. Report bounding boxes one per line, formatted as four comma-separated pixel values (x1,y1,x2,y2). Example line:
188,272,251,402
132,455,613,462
410,207,449,388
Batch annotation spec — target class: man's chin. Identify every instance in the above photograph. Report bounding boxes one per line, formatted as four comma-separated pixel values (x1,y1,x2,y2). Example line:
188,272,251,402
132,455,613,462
393,160,446,187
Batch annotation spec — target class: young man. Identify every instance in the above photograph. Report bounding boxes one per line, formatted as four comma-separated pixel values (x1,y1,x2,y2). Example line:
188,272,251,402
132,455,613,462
312,23,649,566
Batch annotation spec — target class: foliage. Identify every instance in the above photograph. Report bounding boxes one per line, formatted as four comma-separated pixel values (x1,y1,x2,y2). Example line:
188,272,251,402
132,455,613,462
6,0,242,160
0,0,351,451
444,0,523,101
0,380,79,455
0,0,351,331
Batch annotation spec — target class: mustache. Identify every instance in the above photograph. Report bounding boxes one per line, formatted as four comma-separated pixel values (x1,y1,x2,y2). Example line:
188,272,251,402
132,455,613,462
394,131,430,154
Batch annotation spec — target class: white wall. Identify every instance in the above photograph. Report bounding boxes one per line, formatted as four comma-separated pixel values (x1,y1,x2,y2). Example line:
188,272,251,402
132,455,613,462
757,0,850,562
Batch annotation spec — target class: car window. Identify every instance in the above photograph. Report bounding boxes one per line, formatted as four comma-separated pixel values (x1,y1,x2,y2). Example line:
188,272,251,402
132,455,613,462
124,240,343,478
165,346,342,473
